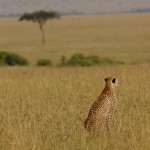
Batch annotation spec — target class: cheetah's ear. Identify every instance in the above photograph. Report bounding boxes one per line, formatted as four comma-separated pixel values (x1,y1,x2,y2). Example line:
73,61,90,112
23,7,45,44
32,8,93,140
112,78,116,83
105,78,108,82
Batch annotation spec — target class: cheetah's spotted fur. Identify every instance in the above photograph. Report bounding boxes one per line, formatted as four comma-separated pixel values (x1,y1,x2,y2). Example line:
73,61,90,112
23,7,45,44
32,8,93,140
85,77,118,132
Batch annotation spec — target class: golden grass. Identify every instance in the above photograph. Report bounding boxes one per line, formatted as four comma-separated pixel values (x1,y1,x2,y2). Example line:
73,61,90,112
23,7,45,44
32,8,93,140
0,13,150,149
0,65,150,149
0,13,150,64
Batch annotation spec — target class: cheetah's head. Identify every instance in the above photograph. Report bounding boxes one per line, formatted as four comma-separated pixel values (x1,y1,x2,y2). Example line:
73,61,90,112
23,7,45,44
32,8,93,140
105,77,118,87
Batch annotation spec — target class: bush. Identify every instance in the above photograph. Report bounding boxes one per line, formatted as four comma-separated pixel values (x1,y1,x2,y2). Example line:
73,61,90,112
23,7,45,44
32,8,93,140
67,53,92,66
65,53,124,67
0,51,29,66
37,59,52,66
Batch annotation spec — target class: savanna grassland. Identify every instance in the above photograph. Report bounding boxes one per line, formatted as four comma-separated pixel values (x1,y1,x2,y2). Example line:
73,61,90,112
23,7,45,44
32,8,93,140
0,13,150,64
0,66,150,150
0,13,150,150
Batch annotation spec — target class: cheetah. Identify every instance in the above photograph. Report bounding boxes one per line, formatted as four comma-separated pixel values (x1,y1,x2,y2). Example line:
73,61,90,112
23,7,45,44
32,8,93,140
85,77,118,132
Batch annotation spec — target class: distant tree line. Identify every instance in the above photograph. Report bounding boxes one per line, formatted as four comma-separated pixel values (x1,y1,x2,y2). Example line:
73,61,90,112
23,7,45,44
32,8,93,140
0,51,124,67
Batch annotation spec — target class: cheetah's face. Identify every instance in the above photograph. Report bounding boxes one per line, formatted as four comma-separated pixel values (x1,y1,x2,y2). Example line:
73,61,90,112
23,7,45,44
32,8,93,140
105,77,118,87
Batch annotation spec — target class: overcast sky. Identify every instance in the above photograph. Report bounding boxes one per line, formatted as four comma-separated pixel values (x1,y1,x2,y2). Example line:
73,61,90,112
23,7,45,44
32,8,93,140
0,0,150,15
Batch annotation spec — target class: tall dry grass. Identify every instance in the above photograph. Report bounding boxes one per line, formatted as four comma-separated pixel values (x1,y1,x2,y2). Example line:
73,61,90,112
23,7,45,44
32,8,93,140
0,65,150,149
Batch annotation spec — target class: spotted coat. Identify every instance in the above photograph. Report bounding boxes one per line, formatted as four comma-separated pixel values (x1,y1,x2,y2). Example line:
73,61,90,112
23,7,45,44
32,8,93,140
85,77,117,132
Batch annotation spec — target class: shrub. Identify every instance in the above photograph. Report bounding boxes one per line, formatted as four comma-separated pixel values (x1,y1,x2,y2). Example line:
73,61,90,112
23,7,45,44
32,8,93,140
0,51,29,66
37,59,52,66
67,53,92,66
65,53,124,67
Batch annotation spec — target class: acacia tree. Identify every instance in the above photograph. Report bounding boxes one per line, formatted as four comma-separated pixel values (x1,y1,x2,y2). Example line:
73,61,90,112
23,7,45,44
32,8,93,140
19,10,60,45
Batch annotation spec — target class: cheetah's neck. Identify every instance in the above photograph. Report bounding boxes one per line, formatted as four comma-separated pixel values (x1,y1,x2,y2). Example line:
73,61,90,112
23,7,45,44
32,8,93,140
103,84,116,95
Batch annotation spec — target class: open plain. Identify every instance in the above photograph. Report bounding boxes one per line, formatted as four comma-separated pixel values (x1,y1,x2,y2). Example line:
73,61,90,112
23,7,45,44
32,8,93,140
0,13,150,149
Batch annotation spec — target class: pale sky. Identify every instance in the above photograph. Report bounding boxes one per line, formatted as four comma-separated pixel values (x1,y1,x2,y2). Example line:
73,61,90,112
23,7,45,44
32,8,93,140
0,0,150,15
